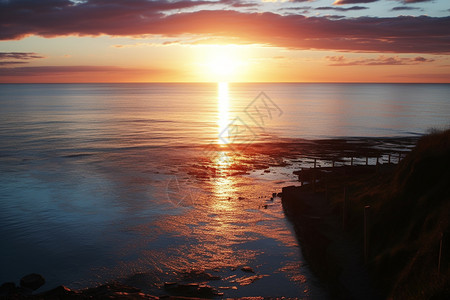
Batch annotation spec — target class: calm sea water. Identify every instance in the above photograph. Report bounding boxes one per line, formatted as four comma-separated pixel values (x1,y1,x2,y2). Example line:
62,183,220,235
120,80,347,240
0,83,449,297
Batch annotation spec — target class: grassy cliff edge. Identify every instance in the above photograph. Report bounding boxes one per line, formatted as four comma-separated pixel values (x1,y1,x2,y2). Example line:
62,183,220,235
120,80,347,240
282,129,450,299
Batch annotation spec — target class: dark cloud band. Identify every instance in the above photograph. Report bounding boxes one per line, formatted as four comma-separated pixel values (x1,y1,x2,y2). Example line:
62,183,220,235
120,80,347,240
0,1,449,53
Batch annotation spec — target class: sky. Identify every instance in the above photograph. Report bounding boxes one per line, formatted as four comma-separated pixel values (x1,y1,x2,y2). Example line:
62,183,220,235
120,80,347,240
0,0,449,83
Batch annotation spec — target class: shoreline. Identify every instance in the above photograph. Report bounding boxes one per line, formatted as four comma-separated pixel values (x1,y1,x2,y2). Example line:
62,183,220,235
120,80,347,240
281,129,450,299
2,135,444,299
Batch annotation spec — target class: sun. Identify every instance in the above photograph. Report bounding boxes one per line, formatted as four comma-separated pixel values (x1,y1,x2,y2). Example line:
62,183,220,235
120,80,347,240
198,46,243,82
208,56,237,78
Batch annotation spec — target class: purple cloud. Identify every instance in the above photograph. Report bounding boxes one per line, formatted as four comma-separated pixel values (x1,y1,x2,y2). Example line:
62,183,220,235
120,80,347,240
316,6,368,11
391,6,422,11
333,0,378,5
0,1,449,53
326,55,435,66
0,52,45,60
400,0,432,3
0,65,164,76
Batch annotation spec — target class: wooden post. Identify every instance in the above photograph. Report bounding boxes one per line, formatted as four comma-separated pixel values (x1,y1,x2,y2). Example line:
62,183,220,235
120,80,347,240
313,170,316,193
376,156,379,166
438,232,443,275
364,205,371,263
332,159,335,168
366,156,369,166
388,154,391,164
351,157,354,166
398,152,401,163
343,186,347,230
314,158,317,169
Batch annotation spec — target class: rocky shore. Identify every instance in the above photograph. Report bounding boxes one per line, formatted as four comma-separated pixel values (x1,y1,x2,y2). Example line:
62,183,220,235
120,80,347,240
0,275,227,299
0,273,157,299
1,267,266,299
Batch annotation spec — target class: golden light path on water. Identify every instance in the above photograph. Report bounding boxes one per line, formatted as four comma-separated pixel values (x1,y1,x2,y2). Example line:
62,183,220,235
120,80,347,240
96,82,323,298
214,81,235,210
217,81,230,145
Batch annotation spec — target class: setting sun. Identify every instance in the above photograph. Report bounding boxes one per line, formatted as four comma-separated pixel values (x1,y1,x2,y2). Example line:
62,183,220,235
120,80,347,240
196,46,246,82
208,55,237,78
0,0,449,299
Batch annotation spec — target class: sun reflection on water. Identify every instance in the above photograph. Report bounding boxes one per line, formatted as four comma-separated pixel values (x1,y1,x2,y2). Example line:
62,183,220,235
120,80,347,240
212,82,236,210
217,82,230,145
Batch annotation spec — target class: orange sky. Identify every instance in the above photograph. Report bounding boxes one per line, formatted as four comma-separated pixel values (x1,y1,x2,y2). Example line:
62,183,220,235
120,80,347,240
0,0,449,83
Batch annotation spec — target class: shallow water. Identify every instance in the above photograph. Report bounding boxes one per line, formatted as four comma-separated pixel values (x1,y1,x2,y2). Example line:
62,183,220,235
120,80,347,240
0,83,449,297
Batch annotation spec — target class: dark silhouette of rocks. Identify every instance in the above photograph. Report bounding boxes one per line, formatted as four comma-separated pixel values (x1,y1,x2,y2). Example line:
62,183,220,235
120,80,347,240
240,266,255,273
20,273,45,291
0,282,16,296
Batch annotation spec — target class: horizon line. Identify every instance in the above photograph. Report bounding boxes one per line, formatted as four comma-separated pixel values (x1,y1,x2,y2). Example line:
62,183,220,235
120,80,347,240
1,81,449,84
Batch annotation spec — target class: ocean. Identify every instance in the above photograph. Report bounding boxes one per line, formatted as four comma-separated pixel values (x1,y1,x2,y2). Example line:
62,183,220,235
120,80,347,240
0,83,449,297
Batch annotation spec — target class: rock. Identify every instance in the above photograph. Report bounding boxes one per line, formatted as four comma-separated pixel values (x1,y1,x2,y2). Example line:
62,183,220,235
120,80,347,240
164,282,177,289
20,273,45,291
206,273,221,280
272,192,277,197
197,285,217,297
39,285,73,296
17,286,34,295
219,286,237,290
235,274,267,286
182,269,220,281
164,282,220,298
241,266,255,273
78,283,158,299
176,283,199,293
179,283,199,288
83,282,141,296
0,282,17,296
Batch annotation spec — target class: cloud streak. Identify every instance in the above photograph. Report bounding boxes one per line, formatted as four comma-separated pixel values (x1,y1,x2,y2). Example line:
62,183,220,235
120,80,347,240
0,65,142,76
391,6,421,11
326,55,435,66
0,61,29,66
398,0,432,3
0,1,449,53
0,65,174,81
0,52,46,66
333,0,378,5
0,52,45,60
316,6,368,11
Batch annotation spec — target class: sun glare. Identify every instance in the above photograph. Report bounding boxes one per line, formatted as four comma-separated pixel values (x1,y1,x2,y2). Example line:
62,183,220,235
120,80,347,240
208,56,237,78
199,46,243,82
